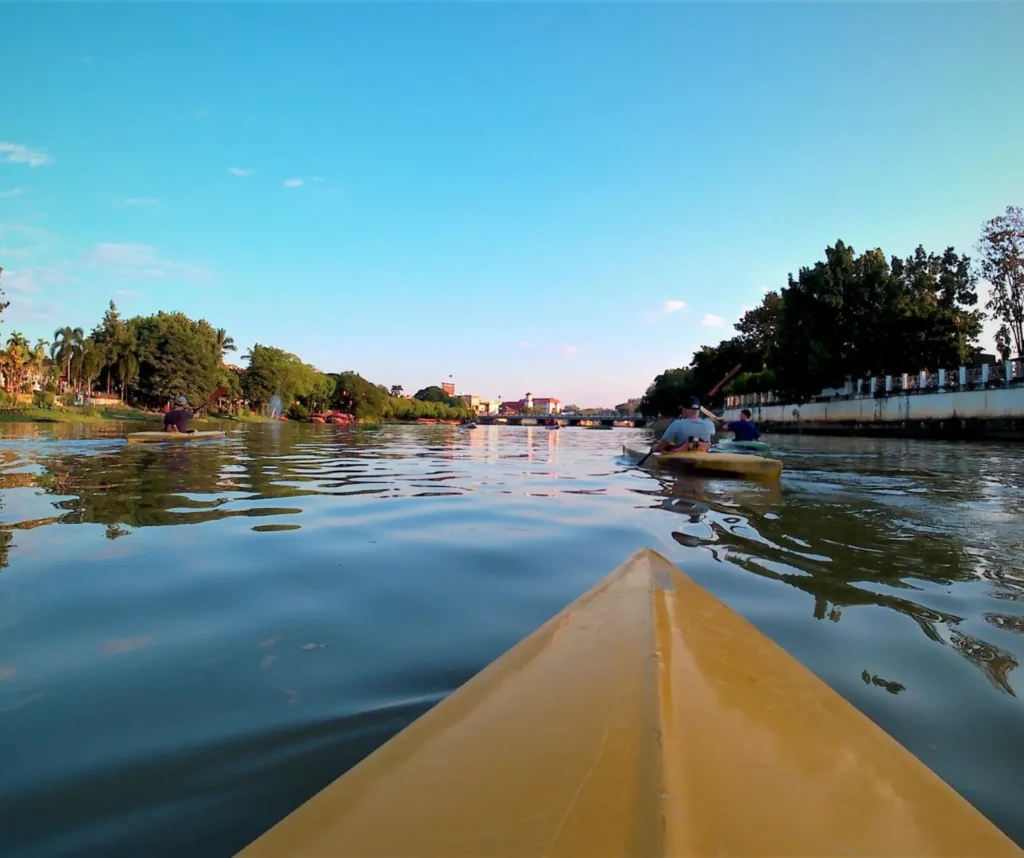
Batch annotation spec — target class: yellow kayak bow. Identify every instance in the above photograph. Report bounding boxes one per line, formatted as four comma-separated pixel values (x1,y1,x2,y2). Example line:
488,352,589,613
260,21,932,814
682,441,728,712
235,548,1018,857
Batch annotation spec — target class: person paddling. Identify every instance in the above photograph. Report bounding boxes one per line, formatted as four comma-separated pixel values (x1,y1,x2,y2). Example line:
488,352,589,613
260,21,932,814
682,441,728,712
163,396,195,433
725,408,761,442
653,396,716,453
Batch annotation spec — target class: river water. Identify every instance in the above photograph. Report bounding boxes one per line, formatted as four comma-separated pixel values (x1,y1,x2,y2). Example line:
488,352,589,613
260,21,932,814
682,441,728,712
1,422,1022,856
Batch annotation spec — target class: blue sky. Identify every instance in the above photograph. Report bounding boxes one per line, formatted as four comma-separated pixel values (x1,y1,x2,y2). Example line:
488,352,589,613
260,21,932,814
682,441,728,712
2,2,1022,407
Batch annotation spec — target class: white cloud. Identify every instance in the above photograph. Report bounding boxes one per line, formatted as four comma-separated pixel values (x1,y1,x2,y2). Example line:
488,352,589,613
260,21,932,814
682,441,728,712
660,300,686,314
1,262,77,293
3,295,62,323
0,223,52,242
0,223,54,259
0,142,53,167
80,243,212,283
283,178,304,188
701,314,725,327
227,167,253,177
116,197,159,207
0,188,26,198
562,345,579,358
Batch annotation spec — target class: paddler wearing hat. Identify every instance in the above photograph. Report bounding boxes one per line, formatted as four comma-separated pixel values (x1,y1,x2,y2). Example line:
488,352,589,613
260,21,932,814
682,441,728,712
163,396,195,434
652,396,717,453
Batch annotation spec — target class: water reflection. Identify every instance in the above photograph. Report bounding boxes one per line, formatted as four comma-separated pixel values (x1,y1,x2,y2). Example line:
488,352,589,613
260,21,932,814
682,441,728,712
1,425,1023,855
642,456,1023,698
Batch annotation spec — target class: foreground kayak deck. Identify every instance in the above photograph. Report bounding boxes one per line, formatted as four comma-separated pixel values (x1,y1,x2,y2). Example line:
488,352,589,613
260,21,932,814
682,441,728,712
126,430,226,444
624,442,783,479
234,549,1017,857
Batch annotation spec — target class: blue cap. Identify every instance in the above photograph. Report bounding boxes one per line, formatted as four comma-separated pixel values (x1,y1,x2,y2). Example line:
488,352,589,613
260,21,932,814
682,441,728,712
682,396,701,409
176,396,188,406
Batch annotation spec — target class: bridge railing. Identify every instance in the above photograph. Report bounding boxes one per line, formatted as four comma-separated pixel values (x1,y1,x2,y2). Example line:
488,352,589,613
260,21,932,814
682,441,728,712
482,412,642,420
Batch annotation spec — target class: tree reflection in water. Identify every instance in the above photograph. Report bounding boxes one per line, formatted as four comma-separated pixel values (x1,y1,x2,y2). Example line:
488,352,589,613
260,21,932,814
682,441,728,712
647,472,1021,697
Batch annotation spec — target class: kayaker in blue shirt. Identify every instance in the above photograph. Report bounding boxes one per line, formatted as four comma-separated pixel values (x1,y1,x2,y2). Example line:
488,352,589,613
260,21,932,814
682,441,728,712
725,409,760,442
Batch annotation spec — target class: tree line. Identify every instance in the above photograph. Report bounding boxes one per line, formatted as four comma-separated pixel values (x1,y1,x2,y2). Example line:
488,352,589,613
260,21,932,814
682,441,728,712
0,293,472,421
640,205,1024,414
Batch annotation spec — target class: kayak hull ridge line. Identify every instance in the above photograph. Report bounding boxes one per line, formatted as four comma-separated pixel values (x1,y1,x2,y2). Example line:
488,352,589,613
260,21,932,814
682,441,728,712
234,548,1017,858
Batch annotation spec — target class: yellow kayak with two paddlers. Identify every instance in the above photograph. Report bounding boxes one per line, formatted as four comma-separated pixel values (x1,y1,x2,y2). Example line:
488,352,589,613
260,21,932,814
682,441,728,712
624,441,783,479
233,548,1018,857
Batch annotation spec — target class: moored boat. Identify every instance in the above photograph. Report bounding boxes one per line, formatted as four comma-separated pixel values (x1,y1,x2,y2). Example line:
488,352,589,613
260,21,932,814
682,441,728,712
126,430,226,444
624,441,783,479
233,548,1018,857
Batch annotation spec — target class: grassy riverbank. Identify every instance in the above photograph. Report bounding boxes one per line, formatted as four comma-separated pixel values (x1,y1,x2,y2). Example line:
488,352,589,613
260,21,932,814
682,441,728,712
0,407,280,425
0,406,154,424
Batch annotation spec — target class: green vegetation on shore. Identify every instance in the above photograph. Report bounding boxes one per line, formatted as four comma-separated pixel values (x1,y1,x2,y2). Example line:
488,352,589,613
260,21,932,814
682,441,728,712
640,205,1024,414
331,376,472,421
0,290,473,425
0,405,152,424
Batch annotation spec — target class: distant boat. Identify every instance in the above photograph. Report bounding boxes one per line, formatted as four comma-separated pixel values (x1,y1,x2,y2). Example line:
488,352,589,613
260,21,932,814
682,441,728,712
460,420,478,429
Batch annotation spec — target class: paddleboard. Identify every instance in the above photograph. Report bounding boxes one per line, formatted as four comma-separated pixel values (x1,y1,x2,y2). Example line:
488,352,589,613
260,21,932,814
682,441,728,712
126,430,227,444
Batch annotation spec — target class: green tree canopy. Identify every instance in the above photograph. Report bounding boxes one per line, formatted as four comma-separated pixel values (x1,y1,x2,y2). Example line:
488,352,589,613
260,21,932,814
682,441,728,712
334,373,471,421
642,237,986,408
241,344,330,412
129,311,221,405
638,368,695,417
413,385,451,403
977,205,1024,359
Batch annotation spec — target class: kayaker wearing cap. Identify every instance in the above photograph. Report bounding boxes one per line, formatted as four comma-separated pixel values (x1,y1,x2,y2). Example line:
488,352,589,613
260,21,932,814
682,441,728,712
163,396,194,433
653,396,717,453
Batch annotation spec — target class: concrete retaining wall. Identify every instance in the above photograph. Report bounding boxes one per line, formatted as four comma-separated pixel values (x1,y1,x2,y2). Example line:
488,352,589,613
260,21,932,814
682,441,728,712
723,387,1024,439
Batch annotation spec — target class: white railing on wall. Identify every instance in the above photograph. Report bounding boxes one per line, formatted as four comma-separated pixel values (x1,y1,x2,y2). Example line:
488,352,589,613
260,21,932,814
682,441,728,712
725,359,1024,409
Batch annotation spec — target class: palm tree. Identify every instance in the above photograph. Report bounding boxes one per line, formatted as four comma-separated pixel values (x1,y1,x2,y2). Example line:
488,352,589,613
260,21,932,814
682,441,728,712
390,385,404,398
116,344,140,402
69,338,103,393
51,326,84,389
3,334,29,395
29,339,48,390
216,328,236,362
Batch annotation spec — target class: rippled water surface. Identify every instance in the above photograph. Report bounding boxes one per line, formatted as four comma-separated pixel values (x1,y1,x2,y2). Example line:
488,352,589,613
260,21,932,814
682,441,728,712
1,422,1023,856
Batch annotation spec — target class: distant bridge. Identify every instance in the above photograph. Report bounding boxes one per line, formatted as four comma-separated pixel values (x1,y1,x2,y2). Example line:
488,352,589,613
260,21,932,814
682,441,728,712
477,412,651,428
